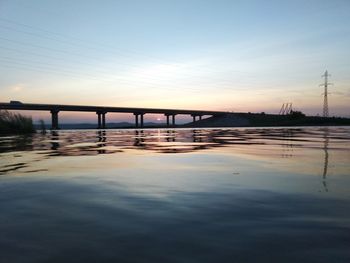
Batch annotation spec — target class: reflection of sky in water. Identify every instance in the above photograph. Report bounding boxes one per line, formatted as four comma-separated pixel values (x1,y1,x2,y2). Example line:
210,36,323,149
0,127,350,262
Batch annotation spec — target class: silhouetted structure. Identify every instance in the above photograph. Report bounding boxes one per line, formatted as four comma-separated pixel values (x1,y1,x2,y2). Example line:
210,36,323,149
279,103,293,115
320,70,332,117
0,102,226,130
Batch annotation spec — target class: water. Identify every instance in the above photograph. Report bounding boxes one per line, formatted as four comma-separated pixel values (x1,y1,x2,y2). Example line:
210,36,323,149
0,127,349,263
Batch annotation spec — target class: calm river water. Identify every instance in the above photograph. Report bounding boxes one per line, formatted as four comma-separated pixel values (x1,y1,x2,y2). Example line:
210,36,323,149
0,127,349,263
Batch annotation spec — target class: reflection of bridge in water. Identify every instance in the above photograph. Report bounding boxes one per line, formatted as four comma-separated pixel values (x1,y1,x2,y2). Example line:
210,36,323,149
45,129,216,155
46,128,333,192
0,128,344,179
0,128,336,156
40,129,313,155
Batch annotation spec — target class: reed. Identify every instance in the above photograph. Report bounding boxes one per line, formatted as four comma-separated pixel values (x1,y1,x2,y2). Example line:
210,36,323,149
0,110,35,134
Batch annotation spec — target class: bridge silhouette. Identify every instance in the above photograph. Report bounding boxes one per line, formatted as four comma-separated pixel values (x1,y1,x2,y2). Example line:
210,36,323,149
0,102,227,129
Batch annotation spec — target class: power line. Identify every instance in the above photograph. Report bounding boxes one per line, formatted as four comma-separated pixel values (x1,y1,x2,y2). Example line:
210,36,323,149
0,17,257,80
0,58,237,94
0,18,281,96
0,36,249,90
0,55,241,94
1,38,263,92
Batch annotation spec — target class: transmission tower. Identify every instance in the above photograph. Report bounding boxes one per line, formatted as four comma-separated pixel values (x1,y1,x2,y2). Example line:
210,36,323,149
279,102,293,115
320,70,332,117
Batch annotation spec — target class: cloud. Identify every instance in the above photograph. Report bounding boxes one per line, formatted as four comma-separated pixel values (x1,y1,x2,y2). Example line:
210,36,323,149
8,84,25,93
331,90,350,97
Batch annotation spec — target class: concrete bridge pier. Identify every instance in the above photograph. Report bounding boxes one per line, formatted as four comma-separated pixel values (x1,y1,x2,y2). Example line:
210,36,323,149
165,114,170,127
134,113,139,128
140,113,144,128
97,112,102,129
50,110,59,130
191,115,197,123
172,114,176,127
134,113,145,128
96,112,106,129
102,112,106,129
191,115,203,123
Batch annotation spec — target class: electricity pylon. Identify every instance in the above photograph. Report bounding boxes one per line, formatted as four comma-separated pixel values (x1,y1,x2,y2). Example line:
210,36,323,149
279,102,293,115
320,70,332,118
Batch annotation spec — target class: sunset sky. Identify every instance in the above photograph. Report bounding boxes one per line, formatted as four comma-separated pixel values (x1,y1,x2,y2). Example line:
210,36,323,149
0,0,349,123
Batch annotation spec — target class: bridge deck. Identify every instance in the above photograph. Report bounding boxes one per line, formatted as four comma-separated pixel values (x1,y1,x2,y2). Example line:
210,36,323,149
0,102,228,129
0,102,226,116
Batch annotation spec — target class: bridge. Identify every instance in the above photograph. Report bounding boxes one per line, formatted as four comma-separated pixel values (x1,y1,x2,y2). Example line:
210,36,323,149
0,102,227,129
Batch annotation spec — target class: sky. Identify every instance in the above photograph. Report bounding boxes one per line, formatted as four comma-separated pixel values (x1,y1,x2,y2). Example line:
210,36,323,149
0,0,349,123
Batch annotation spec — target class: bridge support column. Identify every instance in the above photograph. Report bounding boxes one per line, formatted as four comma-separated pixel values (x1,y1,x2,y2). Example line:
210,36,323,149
165,114,170,127
97,112,102,129
192,115,196,123
140,113,144,128
50,110,59,130
134,113,139,128
102,113,106,129
172,114,176,127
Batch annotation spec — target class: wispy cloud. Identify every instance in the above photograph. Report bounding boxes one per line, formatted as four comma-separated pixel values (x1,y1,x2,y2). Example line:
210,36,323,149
8,84,26,92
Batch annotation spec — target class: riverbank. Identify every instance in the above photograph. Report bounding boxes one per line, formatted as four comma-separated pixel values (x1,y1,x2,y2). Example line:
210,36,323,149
31,113,350,130
184,113,350,128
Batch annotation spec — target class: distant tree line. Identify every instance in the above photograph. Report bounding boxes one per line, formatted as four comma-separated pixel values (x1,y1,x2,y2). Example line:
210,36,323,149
288,110,306,119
